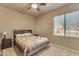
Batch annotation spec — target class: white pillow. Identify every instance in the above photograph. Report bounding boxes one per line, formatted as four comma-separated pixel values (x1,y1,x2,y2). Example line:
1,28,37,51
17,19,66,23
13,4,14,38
16,33,32,37
24,33,32,36
16,34,26,37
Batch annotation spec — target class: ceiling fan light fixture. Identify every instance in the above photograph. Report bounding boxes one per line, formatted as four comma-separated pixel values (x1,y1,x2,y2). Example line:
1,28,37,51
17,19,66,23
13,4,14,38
31,4,38,8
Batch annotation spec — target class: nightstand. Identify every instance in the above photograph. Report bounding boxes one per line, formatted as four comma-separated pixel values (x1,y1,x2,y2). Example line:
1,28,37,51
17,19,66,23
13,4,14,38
2,38,12,49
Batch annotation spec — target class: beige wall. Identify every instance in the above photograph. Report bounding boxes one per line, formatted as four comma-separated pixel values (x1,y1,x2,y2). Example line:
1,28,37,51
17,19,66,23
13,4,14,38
36,4,79,51
0,6,36,38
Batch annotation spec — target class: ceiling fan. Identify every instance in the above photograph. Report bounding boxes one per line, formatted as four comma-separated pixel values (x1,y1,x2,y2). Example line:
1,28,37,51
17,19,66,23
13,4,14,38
27,3,50,11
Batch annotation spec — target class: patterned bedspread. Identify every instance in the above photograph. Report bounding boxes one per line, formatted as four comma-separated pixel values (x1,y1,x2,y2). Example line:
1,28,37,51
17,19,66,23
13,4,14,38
15,35,49,55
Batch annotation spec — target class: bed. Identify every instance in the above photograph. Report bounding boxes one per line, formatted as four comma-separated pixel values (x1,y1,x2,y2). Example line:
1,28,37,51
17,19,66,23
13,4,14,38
13,30,49,56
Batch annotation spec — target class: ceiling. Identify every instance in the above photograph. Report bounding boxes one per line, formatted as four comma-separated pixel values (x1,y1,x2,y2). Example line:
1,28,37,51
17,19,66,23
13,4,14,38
0,3,69,16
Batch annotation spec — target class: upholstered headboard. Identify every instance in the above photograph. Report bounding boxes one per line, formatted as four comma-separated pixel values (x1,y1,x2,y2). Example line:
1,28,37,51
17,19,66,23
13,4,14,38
13,30,32,44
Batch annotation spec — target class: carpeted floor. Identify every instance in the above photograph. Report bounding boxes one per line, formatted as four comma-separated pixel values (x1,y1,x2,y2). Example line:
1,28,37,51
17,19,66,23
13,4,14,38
2,46,23,56
1,43,79,56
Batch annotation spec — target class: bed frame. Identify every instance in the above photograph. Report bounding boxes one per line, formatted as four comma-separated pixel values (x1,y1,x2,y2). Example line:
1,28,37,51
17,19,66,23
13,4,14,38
13,30,49,56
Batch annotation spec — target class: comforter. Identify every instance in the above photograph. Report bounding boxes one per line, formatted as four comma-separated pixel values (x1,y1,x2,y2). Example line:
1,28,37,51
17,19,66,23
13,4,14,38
15,35,49,55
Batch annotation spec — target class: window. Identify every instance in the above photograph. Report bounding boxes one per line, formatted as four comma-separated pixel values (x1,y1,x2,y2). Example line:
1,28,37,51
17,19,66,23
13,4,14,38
54,15,64,36
66,11,79,37
54,11,79,37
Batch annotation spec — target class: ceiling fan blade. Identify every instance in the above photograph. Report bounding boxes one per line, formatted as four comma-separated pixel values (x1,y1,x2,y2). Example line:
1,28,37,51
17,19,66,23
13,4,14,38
39,3,50,6
39,3,46,6
27,3,32,9
27,7,31,9
37,7,40,11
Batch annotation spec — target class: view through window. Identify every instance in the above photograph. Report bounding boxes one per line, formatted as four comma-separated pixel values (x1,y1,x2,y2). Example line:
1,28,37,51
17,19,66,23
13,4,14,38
54,11,79,37
54,15,64,36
